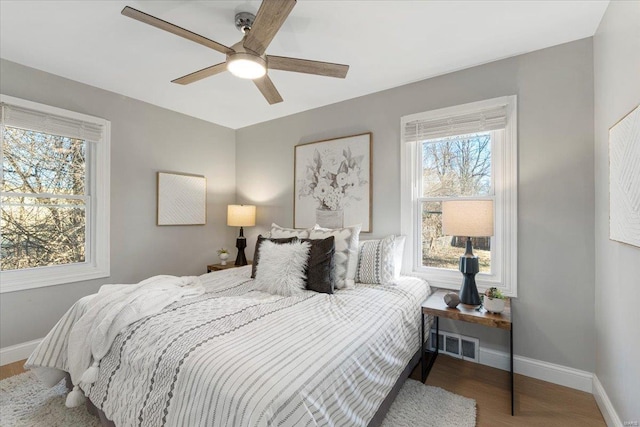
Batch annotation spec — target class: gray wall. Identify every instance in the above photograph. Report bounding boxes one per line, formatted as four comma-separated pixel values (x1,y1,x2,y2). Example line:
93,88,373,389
0,59,237,348
594,1,640,423
236,39,596,371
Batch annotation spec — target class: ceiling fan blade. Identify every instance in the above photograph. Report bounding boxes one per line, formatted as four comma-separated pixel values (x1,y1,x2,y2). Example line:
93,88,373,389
267,55,349,78
171,63,227,85
253,75,283,104
122,6,232,55
243,0,296,55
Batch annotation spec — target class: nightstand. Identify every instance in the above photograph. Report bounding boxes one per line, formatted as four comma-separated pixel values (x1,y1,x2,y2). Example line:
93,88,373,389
421,289,514,415
207,262,251,273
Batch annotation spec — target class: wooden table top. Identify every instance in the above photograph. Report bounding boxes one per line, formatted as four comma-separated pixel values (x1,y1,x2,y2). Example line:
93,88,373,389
422,289,512,330
207,261,252,270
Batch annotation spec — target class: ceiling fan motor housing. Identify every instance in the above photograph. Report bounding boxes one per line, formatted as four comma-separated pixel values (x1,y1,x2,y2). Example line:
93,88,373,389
235,12,255,33
228,40,267,64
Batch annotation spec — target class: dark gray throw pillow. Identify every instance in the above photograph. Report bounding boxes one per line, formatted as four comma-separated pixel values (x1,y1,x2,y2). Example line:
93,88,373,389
251,235,298,278
301,236,335,294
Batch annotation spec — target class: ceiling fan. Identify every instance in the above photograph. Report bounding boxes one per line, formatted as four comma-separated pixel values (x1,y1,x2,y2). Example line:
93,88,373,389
121,0,349,105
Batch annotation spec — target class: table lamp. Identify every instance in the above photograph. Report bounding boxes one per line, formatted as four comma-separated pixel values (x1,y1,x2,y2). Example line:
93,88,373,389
442,200,494,306
227,204,256,266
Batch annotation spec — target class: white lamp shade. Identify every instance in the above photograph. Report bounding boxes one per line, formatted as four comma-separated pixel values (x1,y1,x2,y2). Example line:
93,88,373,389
442,200,494,237
227,205,256,227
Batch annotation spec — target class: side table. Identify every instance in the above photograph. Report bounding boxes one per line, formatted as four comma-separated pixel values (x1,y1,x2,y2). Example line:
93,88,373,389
421,289,514,415
207,261,251,273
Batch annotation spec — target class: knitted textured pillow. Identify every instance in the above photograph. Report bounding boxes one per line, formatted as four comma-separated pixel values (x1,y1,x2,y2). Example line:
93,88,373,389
356,235,405,285
269,223,310,239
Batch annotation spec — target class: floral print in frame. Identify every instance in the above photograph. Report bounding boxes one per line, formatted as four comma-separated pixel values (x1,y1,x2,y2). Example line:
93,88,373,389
294,132,371,232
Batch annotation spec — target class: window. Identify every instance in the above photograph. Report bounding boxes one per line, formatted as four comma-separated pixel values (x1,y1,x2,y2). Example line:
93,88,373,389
400,96,517,296
421,132,493,271
1,95,110,292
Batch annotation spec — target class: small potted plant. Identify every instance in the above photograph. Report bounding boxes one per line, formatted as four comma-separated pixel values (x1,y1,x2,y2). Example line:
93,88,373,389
217,248,230,265
483,287,505,314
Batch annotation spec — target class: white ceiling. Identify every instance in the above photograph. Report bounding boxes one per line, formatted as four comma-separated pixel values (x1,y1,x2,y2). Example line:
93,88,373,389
0,1,608,129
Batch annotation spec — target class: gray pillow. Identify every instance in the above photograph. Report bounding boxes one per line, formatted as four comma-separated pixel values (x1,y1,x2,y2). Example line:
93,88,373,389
300,236,335,294
251,235,298,278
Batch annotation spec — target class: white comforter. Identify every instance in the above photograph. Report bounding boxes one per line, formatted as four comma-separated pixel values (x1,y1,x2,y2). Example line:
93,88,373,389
68,276,203,391
27,267,429,427
28,276,204,403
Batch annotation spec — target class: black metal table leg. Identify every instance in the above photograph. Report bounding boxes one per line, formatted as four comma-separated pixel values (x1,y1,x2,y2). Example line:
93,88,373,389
421,312,426,381
421,315,439,382
436,316,439,352
510,326,514,416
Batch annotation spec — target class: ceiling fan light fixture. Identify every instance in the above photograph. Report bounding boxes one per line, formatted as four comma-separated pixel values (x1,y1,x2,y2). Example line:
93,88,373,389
123,1,348,105
227,53,267,80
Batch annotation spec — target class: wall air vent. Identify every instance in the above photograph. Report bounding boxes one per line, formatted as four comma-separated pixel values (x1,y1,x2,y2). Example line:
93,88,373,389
430,329,479,362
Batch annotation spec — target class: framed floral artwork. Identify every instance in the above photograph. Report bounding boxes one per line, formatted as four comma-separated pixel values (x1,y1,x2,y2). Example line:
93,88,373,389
294,132,372,232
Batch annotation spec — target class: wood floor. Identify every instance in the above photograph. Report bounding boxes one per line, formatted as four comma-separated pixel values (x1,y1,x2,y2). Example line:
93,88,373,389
2,356,606,426
410,355,606,426
0,359,27,381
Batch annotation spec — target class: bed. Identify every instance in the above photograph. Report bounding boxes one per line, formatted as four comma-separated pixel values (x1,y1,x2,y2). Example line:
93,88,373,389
27,264,430,427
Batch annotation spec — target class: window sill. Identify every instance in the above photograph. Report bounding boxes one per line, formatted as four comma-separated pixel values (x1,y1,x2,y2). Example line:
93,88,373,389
405,269,517,298
0,263,110,293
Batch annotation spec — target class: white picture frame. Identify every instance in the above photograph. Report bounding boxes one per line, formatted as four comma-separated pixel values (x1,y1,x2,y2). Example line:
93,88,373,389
157,172,206,226
294,133,372,232
609,105,640,247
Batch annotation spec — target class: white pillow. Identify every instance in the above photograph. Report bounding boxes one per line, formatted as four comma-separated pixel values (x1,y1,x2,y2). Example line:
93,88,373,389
254,240,311,296
270,223,310,239
356,235,406,285
309,224,361,289
392,235,406,279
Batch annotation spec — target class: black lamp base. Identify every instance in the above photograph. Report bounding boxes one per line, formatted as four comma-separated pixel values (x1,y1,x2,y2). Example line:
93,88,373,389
459,272,482,305
459,252,481,306
235,237,247,266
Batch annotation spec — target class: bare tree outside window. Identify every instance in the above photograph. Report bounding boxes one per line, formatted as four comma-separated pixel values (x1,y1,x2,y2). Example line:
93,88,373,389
420,133,492,271
1,126,87,270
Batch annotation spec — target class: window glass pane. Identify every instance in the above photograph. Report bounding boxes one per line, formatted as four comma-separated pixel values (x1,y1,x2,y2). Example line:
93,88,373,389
421,201,491,272
422,132,491,197
2,126,86,195
1,196,86,270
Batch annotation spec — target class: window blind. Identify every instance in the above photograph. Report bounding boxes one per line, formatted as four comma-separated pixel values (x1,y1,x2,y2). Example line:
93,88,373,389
1,103,103,142
404,104,507,142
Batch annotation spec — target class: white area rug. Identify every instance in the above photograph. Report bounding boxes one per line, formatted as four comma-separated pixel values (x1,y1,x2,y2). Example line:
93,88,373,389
381,379,476,427
1,373,475,426
0,371,100,426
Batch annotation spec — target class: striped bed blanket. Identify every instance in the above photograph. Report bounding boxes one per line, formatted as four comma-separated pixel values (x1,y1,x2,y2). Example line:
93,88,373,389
27,266,430,427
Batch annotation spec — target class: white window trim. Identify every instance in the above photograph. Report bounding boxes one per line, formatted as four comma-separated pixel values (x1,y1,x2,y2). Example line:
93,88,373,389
1,94,110,293
400,96,518,297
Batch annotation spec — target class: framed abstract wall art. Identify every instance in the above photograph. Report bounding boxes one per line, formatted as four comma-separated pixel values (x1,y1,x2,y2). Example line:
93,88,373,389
294,132,372,232
157,172,206,226
609,105,640,247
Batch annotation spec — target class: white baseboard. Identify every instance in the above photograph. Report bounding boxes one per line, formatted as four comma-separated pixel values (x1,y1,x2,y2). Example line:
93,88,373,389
478,347,594,393
0,339,42,366
592,375,623,427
